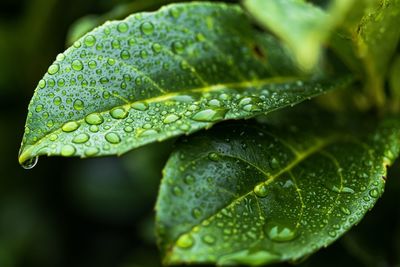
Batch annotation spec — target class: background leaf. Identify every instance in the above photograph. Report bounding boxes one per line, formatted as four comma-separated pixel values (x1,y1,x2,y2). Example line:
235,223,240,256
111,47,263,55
18,2,350,166
156,107,400,266
243,0,355,71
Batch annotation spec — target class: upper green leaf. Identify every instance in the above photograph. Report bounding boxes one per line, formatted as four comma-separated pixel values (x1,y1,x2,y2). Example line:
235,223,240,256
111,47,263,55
156,108,400,266
18,2,350,166
243,0,355,71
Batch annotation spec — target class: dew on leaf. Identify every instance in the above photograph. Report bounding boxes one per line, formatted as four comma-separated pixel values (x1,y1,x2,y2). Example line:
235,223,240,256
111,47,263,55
62,121,80,132
71,60,83,71
202,234,216,245
61,144,76,156
84,35,96,47
110,107,128,119
72,133,90,144
176,233,194,249
117,22,129,33
140,21,154,35
265,222,297,242
254,183,268,198
191,108,227,122
73,99,84,111
84,147,99,157
163,114,180,124
48,64,59,75
369,188,379,198
85,113,104,125
131,102,149,111
105,132,121,144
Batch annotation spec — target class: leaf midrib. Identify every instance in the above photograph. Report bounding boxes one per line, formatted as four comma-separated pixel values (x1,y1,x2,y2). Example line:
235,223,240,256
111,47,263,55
166,134,339,258
19,76,301,163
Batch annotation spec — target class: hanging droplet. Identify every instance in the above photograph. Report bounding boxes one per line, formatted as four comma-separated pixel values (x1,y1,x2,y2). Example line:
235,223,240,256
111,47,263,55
21,156,38,170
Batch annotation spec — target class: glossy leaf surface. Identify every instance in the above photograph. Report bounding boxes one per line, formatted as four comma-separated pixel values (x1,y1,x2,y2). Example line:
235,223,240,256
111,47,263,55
19,2,349,166
156,110,400,266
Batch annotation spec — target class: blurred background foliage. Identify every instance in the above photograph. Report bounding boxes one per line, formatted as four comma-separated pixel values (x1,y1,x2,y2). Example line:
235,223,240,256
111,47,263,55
0,0,399,266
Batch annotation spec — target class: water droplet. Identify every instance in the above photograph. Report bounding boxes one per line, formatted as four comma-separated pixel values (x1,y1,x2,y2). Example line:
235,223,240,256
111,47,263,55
105,132,121,144
163,114,180,124
71,60,83,71
131,102,148,111
328,231,336,238
61,145,76,156
139,129,158,136
176,233,194,249
152,43,162,53
84,35,96,47
73,41,81,48
124,126,134,133
88,60,97,69
21,156,38,169
62,121,80,132
208,99,220,107
72,133,90,144
110,107,128,119
369,188,379,198
172,185,183,196
73,99,84,111
140,21,154,35
89,125,99,132
35,104,43,112
265,223,297,242
38,79,46,88
172,41,185,53
53,96,61,106
270,157,279,169
107,58,115,66
117,22,129,33
184,175,195,185
84,147,99,157
170,8,180,18
49,134,58,141
120,50,131,60
254,183,268,198
48,64,59,75
342,187,355,194
341,207,351,215
202,234,215,245
56,53,65,61
85,113,104,125
208,152,219,161
191,109,227,122
192,207,202,219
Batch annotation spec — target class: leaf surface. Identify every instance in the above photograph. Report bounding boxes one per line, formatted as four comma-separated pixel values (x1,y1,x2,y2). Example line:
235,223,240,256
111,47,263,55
156,109,400,266
18,2,350,166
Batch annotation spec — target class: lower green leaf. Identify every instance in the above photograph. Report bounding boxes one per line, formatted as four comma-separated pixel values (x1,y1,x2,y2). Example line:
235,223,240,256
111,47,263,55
155,110,400,266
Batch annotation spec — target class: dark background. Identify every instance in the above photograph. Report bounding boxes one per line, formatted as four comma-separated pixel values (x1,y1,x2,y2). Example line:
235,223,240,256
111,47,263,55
0,0,399,266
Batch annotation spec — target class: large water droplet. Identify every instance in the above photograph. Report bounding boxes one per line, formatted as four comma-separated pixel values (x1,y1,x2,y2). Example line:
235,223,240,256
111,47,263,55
48,64,59,75
62,121,80,132
85,113,104,125
176,233,194,249
140,21,154,35
131,102,148,111
21,156,38,169
105,132,121,144
163,114,180,124
72,133,90,144
61,144,76,156
254,183,268,198
110,107,128,119
84,147,99,157
191,109,227,122
264,222,297,242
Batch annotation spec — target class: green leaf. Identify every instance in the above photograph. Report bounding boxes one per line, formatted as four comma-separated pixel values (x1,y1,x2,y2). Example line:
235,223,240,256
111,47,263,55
354,0,400,106
243,0,355,71
18,2,350,167
389,54,400,111
156,109,400,266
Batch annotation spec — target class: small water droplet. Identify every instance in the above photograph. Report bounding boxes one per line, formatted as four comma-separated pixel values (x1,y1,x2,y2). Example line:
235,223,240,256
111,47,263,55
152,43,162,53
369,188,379,198
192,207,202,219
140,21,154,35
62,121,80,132
270,157,279,169
71,60,83,71
341,207,351,215
208,152,220,161
84,35,96,47
131,102,148,111
254,183,268,198
73,99,84,111
117,22,129,33
61,144,76,156
124,126,134,133
202,234,215,245
264,223,297,242
191,109,227,122
110,107,128,119
21,156,38,169
176,233,194,249
53,97,62,106
48,64,59,75
172,185,183,196
328,231,336,238
172,41,185,54
72,133,90,144
342,187,355,194
139,129,158,137
163,114,180,124
105,132,121,144
38,79,46,88
120,50,131,60
35,104,43,112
